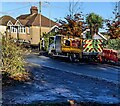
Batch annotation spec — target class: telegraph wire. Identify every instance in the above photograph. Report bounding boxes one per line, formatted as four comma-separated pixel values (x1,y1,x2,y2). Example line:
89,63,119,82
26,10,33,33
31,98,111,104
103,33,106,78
0,2,68,15
0,2,39,15
4,2,38,13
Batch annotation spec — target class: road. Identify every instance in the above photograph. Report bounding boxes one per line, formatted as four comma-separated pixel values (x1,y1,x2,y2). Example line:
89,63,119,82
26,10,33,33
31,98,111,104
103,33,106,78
2,54,120,105
27,54,120,84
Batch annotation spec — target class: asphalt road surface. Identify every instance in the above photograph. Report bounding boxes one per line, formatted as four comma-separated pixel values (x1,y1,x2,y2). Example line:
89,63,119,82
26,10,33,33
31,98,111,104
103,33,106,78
27,54,120,84
2,54,120,105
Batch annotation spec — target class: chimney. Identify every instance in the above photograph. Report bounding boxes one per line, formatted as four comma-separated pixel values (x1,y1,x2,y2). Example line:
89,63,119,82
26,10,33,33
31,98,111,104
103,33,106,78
30,6,38,14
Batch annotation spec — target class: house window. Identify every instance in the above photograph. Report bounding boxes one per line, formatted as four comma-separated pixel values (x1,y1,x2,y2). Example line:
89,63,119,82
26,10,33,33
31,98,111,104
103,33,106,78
14,28,17,32
18,26,21,33
20,26,22,33
18,26,26,33
28,27,30,34
23,27,26,33
12,27,14,32
10,26,17,33
13,27,15,32
10,26,13,32
11,26,14,32
10,26,12,32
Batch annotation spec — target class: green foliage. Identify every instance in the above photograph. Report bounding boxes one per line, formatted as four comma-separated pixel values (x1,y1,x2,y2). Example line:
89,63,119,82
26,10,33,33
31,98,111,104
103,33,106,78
2,36,29,81
43,32,56,51
107,39,120,50
86,13,103,37
86,31,92,39
86,13,103,28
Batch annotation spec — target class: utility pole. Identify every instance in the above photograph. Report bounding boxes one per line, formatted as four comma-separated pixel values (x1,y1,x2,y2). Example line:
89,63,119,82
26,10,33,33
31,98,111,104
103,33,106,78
49,3,51,31
118,1,120,21
39,1,42,51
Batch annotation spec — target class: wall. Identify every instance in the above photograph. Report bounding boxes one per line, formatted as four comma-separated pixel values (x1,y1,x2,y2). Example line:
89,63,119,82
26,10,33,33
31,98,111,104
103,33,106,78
41,27,51,35
5,25,52,45
0,25,6,39
7,27,31,41
30,26,40,45
30,26,51,45
10,32,17,39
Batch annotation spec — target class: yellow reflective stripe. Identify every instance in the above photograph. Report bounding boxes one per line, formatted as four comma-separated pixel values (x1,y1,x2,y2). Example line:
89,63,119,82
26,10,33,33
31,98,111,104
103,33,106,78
83,40,93,52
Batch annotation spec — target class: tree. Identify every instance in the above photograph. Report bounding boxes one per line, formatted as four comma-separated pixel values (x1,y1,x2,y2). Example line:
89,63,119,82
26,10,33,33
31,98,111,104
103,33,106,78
56,1,84,38
105,3,120,39
58,13,84,38
105,3,120,50
106,21,120,39
69,1,83,18
86,13,103,38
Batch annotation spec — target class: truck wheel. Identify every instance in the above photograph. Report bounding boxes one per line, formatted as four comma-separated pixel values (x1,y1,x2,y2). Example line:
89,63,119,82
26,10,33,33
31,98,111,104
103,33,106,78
69,55,73,62
69,54,75,62
49,51,55,58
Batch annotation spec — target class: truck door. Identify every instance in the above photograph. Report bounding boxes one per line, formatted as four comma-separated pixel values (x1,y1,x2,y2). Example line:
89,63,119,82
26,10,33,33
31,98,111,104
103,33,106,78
48,36,55,54
55,35,62,53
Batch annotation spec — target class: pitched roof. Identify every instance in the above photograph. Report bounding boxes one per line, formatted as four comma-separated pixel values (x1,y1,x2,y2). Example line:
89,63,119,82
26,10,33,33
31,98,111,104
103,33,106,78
17,13,57,27
17,14,35,20
0,15,16,26
19,19,29,26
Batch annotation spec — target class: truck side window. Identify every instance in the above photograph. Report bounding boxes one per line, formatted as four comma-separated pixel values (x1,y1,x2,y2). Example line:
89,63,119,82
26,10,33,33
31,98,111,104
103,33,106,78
72,40,80,48
65,40,70,46
49,37,54,45
76,40,80,48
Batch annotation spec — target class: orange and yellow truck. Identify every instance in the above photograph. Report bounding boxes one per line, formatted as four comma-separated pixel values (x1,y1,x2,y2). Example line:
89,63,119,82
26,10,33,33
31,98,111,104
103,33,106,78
48,34,104,62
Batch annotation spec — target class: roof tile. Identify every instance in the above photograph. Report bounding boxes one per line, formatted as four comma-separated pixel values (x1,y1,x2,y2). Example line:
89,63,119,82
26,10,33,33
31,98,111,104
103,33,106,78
0,15,16,26
17,13,57,27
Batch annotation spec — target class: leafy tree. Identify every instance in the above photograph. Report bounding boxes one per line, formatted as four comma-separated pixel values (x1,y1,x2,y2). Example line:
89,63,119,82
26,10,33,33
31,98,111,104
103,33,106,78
106,21,120,39
86,13,103,38
105,3,120,39
105,3,120,50
58,14,84,38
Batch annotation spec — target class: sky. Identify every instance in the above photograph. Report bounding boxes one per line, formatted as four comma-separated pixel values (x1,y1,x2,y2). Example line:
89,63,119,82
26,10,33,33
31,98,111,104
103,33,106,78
0,2,117,31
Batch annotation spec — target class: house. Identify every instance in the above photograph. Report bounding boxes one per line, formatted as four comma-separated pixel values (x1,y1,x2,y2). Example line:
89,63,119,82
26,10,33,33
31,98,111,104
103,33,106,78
0,15,16,39
0,6,57,45
16,6,57,45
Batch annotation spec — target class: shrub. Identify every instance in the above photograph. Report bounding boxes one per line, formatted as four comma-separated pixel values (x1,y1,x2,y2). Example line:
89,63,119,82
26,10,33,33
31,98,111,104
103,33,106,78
107,39,120,50
43,32,56,51
2,36,29,81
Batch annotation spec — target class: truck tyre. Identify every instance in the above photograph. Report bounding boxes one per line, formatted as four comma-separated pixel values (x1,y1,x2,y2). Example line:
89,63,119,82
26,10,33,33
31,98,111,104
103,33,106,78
69,54,75,62
49,50,55,58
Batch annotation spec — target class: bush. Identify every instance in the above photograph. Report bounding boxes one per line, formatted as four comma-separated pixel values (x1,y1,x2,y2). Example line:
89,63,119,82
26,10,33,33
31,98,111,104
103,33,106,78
2,36,29,81
43,32,56,51
107,39,120,50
